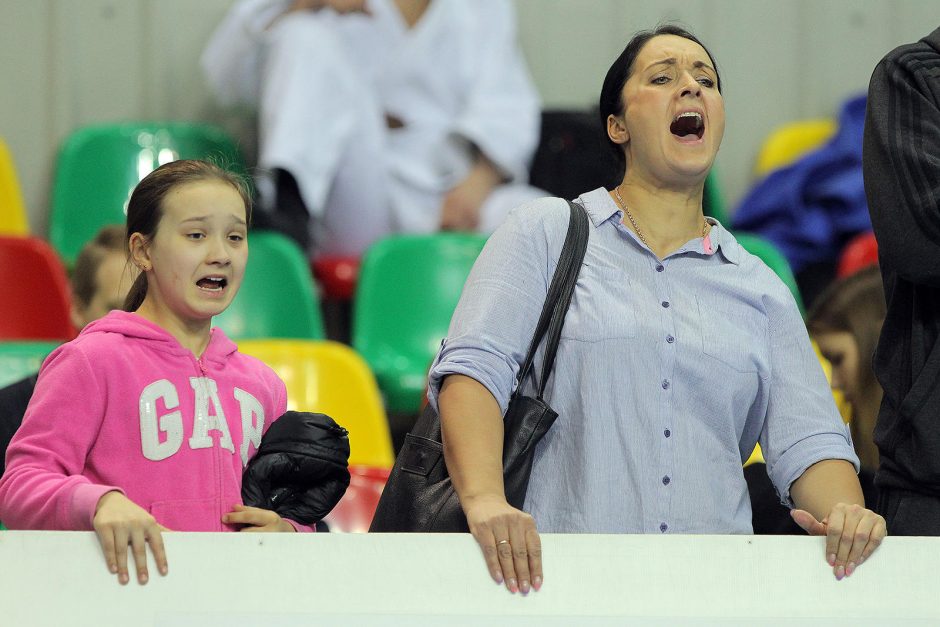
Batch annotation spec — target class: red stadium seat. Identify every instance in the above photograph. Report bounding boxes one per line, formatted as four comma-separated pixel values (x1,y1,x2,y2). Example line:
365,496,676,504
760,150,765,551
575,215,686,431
837,231,878,279
323,465,390,533
312,255,361,342
312,256,360,301
0,236,74,341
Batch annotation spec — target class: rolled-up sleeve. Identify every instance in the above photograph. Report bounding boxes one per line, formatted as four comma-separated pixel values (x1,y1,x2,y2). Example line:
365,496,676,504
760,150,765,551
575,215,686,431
427,198,568,414
759,278,860,506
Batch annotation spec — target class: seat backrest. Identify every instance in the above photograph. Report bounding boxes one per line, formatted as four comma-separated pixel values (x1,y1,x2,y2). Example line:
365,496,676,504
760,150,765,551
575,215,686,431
352,233,487,412
0,137,29,236
322,465,390,533
213,231,325,340
0,237,74,341
49,122,248,265
733,232,804,314
238,339,394,468
0,341,61,388
754,119,838,177
836,231,878,279
703,171,729,226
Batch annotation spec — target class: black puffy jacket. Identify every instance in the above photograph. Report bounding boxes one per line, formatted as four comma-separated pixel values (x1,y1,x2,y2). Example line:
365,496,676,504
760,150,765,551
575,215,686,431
242,411,350,525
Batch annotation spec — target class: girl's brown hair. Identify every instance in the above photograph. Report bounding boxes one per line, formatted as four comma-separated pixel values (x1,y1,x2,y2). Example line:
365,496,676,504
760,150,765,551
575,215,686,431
122,159,252,312
807,265,886,469
71,224,127,308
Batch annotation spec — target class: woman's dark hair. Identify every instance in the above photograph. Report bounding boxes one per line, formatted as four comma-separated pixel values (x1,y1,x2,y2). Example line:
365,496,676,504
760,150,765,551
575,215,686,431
599,24,722,180
123,159,252,312
71,224,127,308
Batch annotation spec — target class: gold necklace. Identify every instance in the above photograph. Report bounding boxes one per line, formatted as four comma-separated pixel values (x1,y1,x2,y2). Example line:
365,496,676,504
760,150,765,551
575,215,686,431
614,185,709,249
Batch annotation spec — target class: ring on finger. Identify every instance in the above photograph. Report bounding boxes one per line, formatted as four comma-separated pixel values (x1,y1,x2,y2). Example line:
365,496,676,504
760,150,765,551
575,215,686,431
497,539,510,546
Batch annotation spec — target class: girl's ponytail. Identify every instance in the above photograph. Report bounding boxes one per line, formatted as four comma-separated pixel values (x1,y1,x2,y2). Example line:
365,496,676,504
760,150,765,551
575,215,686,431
123,272,149,312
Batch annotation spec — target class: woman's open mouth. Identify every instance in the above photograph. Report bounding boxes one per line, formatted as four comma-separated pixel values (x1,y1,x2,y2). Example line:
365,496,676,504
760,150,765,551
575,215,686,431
670,111,705,141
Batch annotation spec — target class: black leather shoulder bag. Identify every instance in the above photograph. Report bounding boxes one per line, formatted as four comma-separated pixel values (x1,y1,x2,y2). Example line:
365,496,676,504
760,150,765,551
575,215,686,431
370,200,589,532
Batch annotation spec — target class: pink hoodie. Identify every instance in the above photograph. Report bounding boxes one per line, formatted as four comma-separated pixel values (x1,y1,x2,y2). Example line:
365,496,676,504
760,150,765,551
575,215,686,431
0,311,296,532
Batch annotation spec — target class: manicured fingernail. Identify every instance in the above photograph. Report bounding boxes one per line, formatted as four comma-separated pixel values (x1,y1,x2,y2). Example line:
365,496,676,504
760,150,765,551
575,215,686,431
520,579,530,594
119,573,129,585
846,562,856,577
508,578,518,593
532,576,543,591
493,572,503,585
827,554,836,567
858,555,865,565
835,565,845,580
109,564,117,574
160,564,168,576
139,573,148,584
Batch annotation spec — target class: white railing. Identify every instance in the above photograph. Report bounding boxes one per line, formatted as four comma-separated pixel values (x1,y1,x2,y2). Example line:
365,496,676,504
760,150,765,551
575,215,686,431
1,531,936,625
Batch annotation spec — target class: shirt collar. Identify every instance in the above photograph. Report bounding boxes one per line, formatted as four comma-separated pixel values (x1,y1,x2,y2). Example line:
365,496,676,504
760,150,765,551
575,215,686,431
704,218,741,265
576,187,740,265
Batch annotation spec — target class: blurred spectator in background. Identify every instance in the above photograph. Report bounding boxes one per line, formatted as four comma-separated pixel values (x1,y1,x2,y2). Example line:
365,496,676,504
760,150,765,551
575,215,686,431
863,25,940,535
202,0,544,256
808,266,885,484
0,225,134,475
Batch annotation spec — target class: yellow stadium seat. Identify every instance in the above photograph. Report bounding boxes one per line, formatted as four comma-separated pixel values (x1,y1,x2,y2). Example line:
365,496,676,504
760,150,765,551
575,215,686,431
238,339,394,469
743,339,850,468
754,119,838,177
0,137,29,235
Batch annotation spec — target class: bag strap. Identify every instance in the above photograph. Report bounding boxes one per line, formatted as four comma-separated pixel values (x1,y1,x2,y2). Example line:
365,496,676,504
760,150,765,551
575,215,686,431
515,200,590,400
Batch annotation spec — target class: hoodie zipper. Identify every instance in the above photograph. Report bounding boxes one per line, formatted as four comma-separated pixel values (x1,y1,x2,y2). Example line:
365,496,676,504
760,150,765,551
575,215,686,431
194,354,223,529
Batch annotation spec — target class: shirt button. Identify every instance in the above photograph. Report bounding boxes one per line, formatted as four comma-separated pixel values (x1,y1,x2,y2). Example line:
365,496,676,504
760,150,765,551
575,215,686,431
666,335,675,344
662,476,670,485
664,429,671,437
661,379,670,389
656,264,665,272
661,301,670,308
660,523,668,533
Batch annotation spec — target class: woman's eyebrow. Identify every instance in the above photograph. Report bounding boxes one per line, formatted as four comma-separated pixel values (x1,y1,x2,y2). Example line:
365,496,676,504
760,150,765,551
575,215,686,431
644,58,715,74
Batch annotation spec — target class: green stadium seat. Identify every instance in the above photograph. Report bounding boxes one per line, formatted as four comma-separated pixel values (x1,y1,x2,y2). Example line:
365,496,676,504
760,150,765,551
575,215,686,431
734,232,804,314
0,341,61,388
213,231,325,340
703,170,729,226
352,233,487,413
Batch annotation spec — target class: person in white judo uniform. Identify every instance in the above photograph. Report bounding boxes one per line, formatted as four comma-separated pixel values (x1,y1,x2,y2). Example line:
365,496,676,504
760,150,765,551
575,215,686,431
202,0,544,255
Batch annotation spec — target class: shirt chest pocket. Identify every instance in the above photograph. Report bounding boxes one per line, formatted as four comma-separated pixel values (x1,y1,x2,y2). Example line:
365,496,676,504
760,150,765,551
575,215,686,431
560,265,637,342
695,295,768,375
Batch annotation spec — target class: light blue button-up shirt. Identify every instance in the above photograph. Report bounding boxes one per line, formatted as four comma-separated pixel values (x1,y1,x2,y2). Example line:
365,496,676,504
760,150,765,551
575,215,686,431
428,188,859,534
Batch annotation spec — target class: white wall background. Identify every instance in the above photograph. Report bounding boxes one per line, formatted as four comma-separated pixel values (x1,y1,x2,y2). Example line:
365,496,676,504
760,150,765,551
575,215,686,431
1,0,938,235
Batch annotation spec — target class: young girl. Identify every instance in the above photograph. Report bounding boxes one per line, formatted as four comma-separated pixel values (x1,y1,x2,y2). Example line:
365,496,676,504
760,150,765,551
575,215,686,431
0,160,304,587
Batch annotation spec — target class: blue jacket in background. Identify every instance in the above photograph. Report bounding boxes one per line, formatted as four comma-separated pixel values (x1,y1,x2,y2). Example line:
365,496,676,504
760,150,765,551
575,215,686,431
731,94,871,273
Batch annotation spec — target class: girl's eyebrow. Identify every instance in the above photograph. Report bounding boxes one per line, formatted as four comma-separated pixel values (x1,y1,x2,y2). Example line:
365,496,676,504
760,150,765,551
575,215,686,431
180,215,247,226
